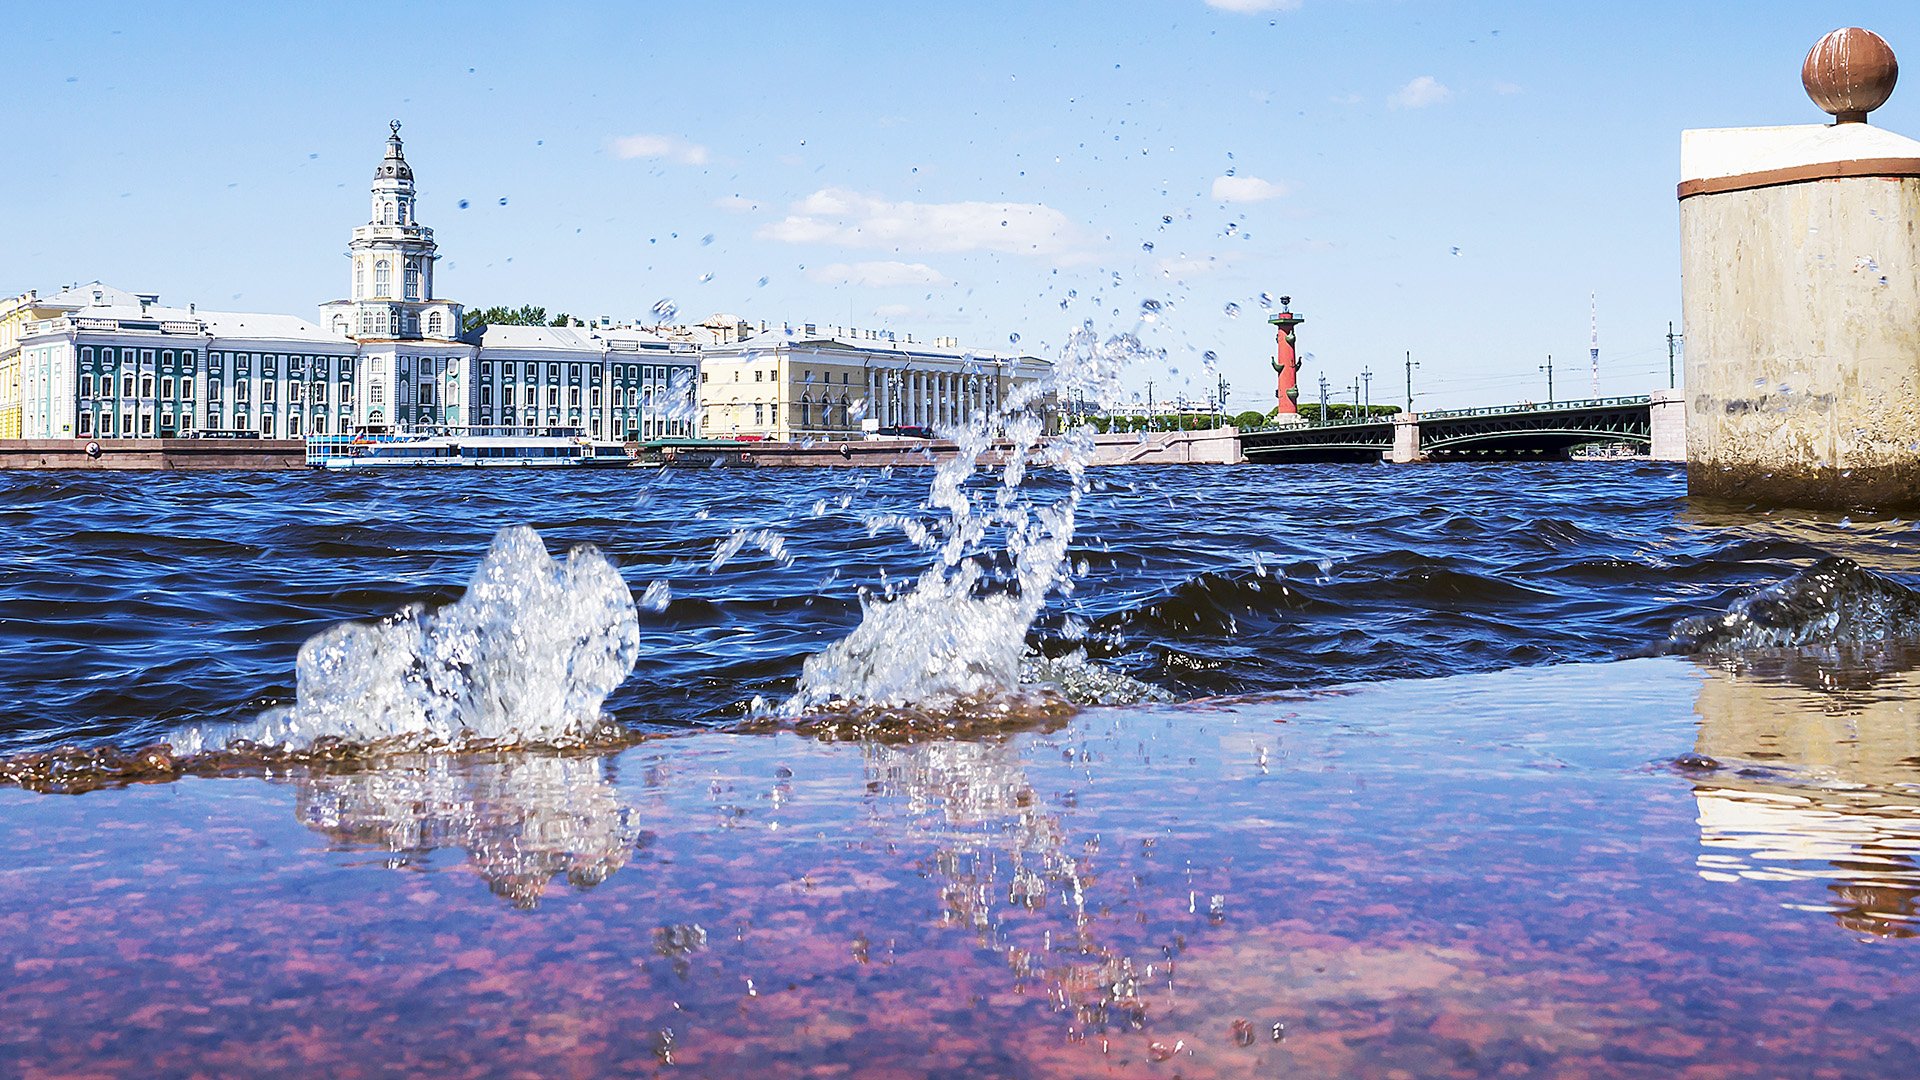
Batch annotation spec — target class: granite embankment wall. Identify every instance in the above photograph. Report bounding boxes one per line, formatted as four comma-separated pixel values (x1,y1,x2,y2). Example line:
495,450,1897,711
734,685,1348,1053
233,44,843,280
0,439,307,470
662,428,1244,468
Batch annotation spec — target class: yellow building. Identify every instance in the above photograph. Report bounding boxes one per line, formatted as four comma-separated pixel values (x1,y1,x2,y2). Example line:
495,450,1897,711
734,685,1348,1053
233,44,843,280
0,290,75,439
697,325,1053,441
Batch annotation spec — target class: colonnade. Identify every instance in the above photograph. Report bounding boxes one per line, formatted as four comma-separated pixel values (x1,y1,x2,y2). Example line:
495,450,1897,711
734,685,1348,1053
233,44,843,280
862,368,997,430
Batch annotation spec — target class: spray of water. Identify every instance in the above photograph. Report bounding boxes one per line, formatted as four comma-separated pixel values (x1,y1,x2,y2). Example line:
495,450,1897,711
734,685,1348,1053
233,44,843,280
784,322,1158,715
174,526,641,754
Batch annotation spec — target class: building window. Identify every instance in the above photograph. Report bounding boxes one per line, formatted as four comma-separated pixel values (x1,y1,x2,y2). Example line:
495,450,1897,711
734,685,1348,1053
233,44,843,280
261,414,274,437
121,413,132,435
389,313,400,335
78,413,91,435
340,383,353,404
355,263,365,296
702,372,709,384
208,382,222,402
122,374,134,397
288,414,301,437
140,375,153,397
525,363,536,379
375,259,391,296
427,312,442,336
405,262,420,299
208,410,221,429
289,383,303,404
419,383,434,406
547,364,559,379
161,377,173,399
754,403,764,424
80,375,93,397
481,386,492,405
755,370,763,382
547,387,559,407
568,387,580,407
262,382,275,403
523,387,535,406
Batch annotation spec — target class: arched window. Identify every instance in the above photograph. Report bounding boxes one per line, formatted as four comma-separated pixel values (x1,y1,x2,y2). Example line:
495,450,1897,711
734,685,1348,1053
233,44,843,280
354,263,364,298
405,261,420,299
374,259,391,296
380,202,393,225
332,315,348,336
426,312,442,336
389,312,400,336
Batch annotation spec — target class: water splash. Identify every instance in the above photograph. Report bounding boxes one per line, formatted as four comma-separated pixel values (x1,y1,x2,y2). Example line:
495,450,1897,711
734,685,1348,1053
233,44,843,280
785,323,1156,717
1669,557,1920,653
176,526,640,753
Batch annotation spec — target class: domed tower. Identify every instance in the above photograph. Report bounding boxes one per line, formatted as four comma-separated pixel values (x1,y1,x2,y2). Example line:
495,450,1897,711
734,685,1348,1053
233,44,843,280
320,121,462,342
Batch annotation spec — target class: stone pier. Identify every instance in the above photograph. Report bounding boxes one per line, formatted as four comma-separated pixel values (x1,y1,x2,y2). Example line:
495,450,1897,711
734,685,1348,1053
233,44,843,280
1679,27,1920,507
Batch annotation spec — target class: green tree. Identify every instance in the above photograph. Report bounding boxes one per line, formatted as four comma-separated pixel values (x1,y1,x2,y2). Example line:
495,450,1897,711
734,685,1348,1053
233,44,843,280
461,304,549,333
549,312,574,327
1233,410,1268,428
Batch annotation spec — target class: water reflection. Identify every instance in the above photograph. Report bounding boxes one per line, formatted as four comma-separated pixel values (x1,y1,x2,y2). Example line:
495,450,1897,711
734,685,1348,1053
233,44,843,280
290,751,636,909
862,737,1159,1033
1686,649,1920,937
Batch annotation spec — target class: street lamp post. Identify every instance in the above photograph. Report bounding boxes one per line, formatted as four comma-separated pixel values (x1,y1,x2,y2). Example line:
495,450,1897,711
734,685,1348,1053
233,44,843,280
1539,354,1555,405
1405,351,1419,413
1667,322,1683,389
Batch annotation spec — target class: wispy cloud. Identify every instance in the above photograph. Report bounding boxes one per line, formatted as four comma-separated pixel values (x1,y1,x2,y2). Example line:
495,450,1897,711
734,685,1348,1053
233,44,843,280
607,133,711,165
1211,175,1289,204
1205,0,1302,12
1390,76,1453,109
759,188,1088,259
805,261,948,288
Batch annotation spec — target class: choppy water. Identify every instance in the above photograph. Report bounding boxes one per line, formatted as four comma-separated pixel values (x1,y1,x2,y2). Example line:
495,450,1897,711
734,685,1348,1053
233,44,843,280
4,461,1919,755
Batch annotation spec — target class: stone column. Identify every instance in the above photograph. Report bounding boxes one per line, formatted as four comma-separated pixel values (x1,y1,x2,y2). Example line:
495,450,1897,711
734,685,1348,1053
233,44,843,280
1649,390,1687,462
1388,413,1422,464
1680,27,1920,507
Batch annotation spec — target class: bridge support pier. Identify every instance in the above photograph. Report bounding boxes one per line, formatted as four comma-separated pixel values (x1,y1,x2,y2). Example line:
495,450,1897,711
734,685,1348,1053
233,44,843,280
1388,414,1422,463
1649,390,1686,462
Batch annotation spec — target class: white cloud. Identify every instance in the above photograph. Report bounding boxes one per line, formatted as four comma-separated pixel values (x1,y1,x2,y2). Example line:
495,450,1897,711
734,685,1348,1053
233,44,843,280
713,194,761,214
1390,76,1453,109
607,133,711,165
1211,175,1289,203
805,261,948,288
759,188,1087,259
1205,0,1302,12
1493,81,1523,96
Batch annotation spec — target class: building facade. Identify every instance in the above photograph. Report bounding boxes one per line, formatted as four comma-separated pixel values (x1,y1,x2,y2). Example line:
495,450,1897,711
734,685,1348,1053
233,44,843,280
11,125,698,442
697,327,1052,441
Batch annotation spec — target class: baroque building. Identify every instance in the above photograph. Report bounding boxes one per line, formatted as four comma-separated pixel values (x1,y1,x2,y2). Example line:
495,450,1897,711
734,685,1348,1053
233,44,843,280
12,124,697,441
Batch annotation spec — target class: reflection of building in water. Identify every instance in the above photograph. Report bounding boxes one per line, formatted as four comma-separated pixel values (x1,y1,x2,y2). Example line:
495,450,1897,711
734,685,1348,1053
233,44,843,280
864,739,1154,1030
292,753,636,909
1688,655,1920,937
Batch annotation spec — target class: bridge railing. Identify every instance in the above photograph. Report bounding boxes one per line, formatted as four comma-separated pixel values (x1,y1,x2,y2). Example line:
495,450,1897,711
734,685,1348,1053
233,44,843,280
1238,394,1653,435
1418,395,1651,420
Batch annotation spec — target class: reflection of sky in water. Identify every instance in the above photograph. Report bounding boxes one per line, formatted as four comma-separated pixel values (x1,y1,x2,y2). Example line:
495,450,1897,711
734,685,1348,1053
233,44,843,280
12,657,1920,1075
1687,651,1920,938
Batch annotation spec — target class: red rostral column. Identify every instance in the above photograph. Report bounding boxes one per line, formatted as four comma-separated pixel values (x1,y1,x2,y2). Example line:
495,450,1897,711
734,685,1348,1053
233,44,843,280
1268,296,1304,415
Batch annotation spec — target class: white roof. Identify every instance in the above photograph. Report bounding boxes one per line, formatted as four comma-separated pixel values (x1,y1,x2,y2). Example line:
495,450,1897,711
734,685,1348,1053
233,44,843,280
475,324,603,351
199,310,351,344
43,281,157,310
1681,122,1920,184
707,332,1046,367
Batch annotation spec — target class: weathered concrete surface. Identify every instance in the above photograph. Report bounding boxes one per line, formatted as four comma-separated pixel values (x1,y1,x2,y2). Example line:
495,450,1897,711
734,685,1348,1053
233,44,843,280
1085,427,1243,466
1649,391,1687,463
1680,131,1920,507
0,439,306,470
1388,414,1422,464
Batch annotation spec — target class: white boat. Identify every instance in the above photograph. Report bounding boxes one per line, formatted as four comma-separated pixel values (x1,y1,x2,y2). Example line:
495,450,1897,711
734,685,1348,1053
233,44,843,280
306,425,634,469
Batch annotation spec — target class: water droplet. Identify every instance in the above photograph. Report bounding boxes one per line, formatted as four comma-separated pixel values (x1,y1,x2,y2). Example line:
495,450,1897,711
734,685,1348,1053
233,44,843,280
1161,214,1174,225
1223,302,1240,318
640,581,672,612
1142,242,1154,252
498,197,509,206
700,233,715,246
1008,332,1022,346
698,272,714,284
652,298,679,321
1258,292,1273,309
457,199,470,210
756,276,770,287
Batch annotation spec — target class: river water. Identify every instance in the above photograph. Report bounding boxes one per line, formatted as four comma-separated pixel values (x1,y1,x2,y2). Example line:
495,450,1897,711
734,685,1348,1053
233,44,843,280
4,460,1912,753
5,460,1920,1076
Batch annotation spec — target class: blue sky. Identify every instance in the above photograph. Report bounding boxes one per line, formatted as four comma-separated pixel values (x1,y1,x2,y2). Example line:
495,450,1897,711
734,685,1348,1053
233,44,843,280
5,1,1917,412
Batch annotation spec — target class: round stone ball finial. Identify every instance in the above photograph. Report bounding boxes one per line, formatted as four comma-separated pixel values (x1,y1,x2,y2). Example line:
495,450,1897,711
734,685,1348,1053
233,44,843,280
1803,27,1898,123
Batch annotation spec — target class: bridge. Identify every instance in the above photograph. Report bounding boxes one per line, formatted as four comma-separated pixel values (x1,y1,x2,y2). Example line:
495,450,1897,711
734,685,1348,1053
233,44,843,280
1239,394,1683,463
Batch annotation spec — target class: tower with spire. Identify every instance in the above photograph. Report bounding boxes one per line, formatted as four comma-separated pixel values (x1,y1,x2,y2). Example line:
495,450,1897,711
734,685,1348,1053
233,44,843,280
320,121,462,344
